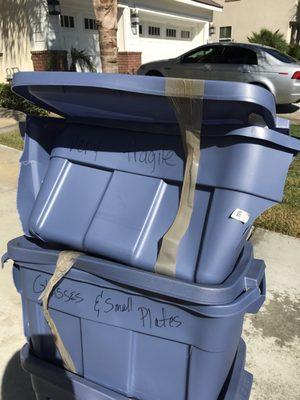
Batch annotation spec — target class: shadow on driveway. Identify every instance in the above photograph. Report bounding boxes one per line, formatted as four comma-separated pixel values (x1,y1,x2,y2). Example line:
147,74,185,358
1,351,35,400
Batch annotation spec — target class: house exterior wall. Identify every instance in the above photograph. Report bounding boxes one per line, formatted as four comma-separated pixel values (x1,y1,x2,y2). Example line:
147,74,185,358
0,0,41,82
120,0,217,64
31,50,68,71
118,51,142,74
0,0,219,81
210,0,297,44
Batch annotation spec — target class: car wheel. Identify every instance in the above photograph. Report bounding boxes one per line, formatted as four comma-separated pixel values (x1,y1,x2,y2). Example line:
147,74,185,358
146,70,164,77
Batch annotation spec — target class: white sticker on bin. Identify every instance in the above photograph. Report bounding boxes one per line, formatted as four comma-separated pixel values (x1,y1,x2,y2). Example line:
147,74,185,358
230,209,250,224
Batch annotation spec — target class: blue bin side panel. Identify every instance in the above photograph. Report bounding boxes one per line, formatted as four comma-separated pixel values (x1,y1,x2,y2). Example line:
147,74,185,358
17,118,65,236
21,267,246,351
25,300,83,375
16,264,250,400
82,321,189,400
22,117,296,284
29,157,112,248
20,339,253,400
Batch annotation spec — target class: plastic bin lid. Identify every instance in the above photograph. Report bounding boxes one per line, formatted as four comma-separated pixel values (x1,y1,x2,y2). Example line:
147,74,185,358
12,72,277,128
5,236,265,306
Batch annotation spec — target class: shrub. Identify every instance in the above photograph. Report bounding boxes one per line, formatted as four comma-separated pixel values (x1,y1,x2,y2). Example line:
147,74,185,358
69,48,96,72
248,29,289,53
288,44,300,60
0,83,48,116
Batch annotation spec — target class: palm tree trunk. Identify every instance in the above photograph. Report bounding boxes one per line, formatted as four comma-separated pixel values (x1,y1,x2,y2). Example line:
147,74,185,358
294,1,300,45
93,0,118,73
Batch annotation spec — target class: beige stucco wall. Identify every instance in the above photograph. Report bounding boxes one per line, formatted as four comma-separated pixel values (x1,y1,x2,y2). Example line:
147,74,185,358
0,0,45,82
211,0,297,44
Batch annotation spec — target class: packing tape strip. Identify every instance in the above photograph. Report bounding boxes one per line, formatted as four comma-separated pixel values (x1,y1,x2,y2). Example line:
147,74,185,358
38,250,82,373
154,78,204,277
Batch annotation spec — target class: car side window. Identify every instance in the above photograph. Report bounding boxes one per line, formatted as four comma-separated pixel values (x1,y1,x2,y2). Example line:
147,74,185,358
181,46,224,64
222,47,258,65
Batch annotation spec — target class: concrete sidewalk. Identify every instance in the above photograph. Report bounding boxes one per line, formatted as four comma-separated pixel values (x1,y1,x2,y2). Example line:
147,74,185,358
0,109,25,135
0,145,32,400
0,145,299,400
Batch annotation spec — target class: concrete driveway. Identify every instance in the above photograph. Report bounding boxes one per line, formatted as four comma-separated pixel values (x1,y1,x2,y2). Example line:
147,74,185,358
0,145,299,400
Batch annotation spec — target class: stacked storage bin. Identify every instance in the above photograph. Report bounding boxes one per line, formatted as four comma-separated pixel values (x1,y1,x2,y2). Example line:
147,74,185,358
4,72,300,400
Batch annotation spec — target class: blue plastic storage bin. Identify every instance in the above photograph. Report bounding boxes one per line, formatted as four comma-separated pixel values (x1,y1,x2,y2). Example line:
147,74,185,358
20,340,253,400
7,236,265,400
13,72,300,284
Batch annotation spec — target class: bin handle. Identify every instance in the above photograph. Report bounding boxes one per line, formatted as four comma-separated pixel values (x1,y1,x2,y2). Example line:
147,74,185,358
246,274,266,314
244,259,265,290
1,252,9,269
187,275,266,318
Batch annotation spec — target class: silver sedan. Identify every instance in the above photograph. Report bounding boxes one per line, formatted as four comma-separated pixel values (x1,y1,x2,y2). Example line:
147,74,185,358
137,43,300,105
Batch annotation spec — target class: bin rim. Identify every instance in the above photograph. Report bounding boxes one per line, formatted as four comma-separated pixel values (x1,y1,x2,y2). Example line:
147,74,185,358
7,235,264,307
12,71,276,127
26,115,300,154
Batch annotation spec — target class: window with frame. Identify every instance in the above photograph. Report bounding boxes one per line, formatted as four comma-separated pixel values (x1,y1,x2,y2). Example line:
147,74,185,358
61,15,75,28
219,26,232,42
166,28,177,38
139,24,143,35
181,30,191,39
84,18,97,30
148,26,160,36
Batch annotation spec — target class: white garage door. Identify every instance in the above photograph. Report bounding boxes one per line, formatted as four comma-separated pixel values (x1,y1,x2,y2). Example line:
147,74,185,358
138,16,205,64
59,11,101,71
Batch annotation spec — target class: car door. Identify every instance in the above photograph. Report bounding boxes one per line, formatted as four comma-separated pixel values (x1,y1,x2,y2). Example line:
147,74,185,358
209,46,259,83
164,45,219,79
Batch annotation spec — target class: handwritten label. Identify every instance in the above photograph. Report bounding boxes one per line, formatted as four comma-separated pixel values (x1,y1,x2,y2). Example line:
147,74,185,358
31,274,183,331
94,290,182,330
64,135,178,174
138,307,182,329
128,150,176,173
33,274,84,304
69,140,98,161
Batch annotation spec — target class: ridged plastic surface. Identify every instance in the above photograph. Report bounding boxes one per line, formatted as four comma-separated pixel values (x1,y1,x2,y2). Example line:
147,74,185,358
12,245,265,400
20,340,252,400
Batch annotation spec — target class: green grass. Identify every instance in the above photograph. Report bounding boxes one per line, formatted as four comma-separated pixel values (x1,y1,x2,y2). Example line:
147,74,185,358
290,124,300,139
0,126,299,237
255,124,300,237
0,130,24,150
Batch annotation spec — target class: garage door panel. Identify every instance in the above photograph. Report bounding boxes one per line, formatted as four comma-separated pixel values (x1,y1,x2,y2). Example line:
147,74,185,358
139,18,204,64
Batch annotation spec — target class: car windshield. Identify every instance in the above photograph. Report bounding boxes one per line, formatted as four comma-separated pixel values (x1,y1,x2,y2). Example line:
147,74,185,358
262,47,298,64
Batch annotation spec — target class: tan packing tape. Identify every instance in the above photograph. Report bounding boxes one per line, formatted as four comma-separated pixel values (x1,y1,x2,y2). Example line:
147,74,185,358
39,250,82,373
155,78,204,277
